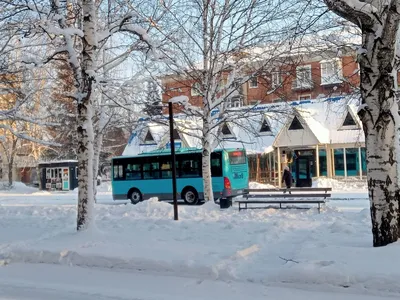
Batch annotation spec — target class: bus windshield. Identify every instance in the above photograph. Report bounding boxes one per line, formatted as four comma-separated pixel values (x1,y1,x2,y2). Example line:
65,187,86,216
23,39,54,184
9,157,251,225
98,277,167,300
228,150,246,165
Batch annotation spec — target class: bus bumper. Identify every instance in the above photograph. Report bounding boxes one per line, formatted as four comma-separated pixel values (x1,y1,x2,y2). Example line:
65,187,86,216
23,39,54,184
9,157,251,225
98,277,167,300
222,188,247,198
113,194,127,200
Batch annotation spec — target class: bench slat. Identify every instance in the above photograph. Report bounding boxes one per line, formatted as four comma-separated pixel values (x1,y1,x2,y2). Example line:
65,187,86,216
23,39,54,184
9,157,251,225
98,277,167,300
237,199,326,213
245,187,332,193
245,193,331,198
238,200,325,204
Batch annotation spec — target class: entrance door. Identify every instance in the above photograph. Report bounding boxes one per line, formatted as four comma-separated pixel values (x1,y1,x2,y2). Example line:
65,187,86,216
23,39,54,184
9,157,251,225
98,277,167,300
41,168,47,190
295,156,312,187
62,168,69,190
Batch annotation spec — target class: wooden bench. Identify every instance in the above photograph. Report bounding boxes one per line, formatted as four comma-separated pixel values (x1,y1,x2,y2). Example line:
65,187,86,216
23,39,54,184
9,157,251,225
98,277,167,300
238,187,332,213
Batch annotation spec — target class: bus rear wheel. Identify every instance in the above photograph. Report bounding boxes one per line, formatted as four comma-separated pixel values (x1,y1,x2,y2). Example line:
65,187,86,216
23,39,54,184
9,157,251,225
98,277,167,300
129,189,142,204
182,187,198,205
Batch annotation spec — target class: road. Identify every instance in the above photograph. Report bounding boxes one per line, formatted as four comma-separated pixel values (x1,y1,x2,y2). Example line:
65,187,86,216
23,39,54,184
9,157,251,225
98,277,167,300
0,263,396,300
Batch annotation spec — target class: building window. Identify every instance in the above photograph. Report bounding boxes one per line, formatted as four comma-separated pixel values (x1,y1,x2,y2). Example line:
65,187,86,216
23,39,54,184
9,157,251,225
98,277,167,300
318,149,327,176
333,148,364,177
217,78,226,91
342,112,356,126
293,65,312,89
259,119,272,135
339,110,359,130
222,123,231,135
361,147,367,176
333,149,344,176
249,77,258,88
273,98,284,103
221,123,235,139
171,128,181,140
143,130,155,144
298,95,311,101
345,148,358,176
288,116,304,130
191,82,202,96
232,100,241,107
271,72,281,87
320,59,343,85
250,100,260,106
229,97,242,108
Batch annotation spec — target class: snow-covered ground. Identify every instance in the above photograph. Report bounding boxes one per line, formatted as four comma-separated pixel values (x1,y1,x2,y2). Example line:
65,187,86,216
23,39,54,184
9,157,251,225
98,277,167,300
1,264,398,300
2,180,398,299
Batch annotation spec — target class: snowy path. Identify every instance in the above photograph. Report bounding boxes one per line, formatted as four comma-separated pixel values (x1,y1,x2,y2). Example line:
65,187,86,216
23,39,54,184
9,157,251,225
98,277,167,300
3,182,400,299
0,264,397,300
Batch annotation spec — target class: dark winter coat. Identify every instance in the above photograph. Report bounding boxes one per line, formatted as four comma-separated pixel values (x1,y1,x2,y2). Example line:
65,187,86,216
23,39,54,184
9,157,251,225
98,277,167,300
282,169,293,188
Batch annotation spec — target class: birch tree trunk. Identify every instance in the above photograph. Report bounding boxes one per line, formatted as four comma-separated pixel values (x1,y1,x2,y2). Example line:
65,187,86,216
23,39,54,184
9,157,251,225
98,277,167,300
7,157,13,187
200,0,214,202
76,0,96,231
7,139,17,187
325,0,400,247
93,120,104,203
202,112,214,202
358,24,400,247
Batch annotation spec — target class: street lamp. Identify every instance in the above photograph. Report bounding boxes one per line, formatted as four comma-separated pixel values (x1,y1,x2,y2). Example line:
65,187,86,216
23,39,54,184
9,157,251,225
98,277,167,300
168,96,189,221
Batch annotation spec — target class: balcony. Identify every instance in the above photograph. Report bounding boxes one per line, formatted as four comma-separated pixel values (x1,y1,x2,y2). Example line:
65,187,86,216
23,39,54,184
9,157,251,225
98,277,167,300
320,77,343,86
291,80,314,91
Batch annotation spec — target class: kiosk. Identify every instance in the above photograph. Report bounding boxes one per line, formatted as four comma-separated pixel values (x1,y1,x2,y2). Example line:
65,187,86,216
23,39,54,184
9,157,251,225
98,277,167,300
38,160,78,191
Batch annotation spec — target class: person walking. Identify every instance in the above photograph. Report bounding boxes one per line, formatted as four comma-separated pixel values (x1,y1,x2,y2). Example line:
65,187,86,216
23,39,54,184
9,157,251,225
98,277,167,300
282,166,293,193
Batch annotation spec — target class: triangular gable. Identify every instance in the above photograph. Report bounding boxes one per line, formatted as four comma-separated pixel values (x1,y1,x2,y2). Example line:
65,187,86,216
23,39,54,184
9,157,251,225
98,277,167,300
222,123,232,135
259,117,273,136
343,112,356,126
140,128,158,145
172,128,181,140
123,123,163,155
156,122,193,149
288,116,304,130
216,115,277,153
221,123,235,139
144,131,154,142
260,120,271,132
339,109,360,130
273,112,319,147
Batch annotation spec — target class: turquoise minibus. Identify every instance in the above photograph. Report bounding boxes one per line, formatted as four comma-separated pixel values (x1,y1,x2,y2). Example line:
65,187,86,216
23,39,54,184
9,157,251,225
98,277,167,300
111,148,249,204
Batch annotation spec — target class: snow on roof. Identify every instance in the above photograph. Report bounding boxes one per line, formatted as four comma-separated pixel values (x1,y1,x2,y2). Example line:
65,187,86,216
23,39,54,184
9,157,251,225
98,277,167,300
123,95,364,156
124,113,285,155
295,108,330,144
38,160,78,165
274,95,364,147
175,120,203,148
123,122,168,156
216,112,287,154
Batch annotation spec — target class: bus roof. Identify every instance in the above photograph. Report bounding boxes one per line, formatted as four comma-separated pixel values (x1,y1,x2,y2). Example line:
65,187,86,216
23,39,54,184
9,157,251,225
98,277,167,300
112,147,245,160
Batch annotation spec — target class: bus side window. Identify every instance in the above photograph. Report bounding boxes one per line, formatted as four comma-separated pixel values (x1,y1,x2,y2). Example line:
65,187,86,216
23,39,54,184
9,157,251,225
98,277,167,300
113,162,124,180
126,162,142,180
160,158,172,179
143,160,160,179
180,154,201,177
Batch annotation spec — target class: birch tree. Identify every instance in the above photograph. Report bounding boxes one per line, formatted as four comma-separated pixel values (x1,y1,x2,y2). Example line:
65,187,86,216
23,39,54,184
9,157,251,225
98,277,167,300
0,50,58,185
324,0,400,247
0,0,153,230
143,80,162,117
156,0,319,202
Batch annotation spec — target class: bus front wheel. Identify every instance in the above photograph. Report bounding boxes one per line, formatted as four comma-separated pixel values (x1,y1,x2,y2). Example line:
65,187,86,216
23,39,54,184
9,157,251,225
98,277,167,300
129,189,142,204
182,187,198,205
